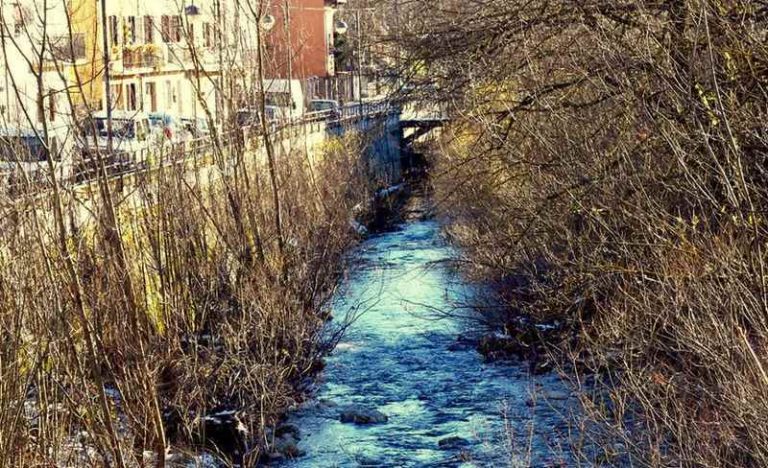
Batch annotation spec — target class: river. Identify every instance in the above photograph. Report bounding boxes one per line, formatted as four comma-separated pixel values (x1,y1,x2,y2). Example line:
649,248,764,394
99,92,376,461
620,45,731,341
276,203,577,467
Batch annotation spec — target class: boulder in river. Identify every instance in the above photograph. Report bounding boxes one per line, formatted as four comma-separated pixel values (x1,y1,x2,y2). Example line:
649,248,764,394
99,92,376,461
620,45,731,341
438,436,471,450
339,406,389,425
274,424,301,440
273,432,304,458
477,332,529,361
448,333,477,352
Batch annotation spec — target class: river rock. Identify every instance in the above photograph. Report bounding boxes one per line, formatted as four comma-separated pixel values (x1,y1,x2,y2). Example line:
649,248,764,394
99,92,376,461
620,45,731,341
264,452,286,463
477,333,528,361
438,436,470,450
448,334,476,351
339,406,389,424
273,433,304,458
274,424,301,440
317,399,338,410
356,456,385,466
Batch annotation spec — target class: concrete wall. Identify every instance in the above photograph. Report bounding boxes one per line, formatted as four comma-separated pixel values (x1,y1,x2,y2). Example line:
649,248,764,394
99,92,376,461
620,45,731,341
32,110,404,234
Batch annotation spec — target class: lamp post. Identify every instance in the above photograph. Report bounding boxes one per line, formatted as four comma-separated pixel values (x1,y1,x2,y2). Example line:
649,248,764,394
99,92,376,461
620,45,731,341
184,3,201,119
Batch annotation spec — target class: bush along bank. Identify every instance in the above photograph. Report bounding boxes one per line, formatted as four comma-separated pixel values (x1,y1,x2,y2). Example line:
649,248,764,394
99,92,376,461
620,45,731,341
395,2,768,465
0,132,383,467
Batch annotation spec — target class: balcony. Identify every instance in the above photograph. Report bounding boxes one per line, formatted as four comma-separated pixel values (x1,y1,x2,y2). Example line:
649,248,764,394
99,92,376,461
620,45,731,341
120,43,218,72
123,45,164,69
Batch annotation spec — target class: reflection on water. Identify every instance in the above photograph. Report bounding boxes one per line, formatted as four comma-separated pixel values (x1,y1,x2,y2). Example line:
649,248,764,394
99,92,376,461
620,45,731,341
279,219,575,467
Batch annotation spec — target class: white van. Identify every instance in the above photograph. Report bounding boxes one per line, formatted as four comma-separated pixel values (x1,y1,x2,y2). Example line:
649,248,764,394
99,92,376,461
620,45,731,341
263,79,305,121
0,126,75,191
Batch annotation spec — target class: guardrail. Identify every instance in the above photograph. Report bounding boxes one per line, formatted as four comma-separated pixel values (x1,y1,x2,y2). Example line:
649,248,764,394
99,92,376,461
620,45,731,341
1,99,400,198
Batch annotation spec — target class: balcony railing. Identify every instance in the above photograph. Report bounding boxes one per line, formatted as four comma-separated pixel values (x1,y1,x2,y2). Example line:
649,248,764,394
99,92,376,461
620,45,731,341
123,46,164,69
122,43,216,70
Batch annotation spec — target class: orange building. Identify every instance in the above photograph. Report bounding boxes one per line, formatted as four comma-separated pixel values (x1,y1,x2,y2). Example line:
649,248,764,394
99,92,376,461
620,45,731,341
264,0,338,79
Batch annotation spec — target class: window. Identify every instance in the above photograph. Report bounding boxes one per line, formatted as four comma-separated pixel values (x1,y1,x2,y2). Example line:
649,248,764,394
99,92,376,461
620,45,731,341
203,23,211,48
161,15,183,43
12,4,28,37
110,84,124,110
144,16,154,43
161,15,170,42
165,80,173,108
50,33,86,62
126,16,136,44
37,96,44,123
171,16,182,42
127,83,137,111
109,15,119,46
136,120,148,142
0,136,49,162
146,82,157,112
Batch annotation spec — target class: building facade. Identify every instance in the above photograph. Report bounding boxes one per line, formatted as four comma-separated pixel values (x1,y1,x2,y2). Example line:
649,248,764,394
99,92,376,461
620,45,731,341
97,0,221,120
264,0,338,80
0,0,346,133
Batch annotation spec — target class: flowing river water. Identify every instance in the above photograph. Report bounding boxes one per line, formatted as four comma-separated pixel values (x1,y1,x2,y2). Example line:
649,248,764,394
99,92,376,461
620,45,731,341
276,200,577,467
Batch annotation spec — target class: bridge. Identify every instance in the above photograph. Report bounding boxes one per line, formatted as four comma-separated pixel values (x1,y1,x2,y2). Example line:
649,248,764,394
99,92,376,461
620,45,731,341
399,101,450,145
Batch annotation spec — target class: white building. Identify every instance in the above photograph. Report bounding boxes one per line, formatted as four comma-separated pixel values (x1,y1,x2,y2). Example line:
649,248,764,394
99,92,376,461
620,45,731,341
101,0,221,120
0,1,74,131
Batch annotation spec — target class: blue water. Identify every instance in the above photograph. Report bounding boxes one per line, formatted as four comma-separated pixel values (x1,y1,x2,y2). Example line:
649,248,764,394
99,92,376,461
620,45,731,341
279,218,575,467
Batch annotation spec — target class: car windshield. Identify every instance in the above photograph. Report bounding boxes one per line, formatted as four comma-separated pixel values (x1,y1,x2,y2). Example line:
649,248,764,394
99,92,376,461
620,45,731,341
149,115,173,127
89,118,136,139
0,135,48,162
311,101,333,111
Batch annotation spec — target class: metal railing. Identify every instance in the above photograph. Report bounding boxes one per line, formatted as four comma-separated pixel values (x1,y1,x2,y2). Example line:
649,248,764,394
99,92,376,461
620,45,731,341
123,47,163,69
2,100,400,197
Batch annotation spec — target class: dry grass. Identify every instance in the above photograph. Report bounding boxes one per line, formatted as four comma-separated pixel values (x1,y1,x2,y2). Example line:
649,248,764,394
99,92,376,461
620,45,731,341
391,0,768,465
0,130,373,466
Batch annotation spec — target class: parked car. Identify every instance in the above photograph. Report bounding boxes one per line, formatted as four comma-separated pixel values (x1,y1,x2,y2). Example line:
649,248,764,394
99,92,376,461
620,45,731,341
265,105,279,123
308,99,341,119
180,116,211,139
235,106,279,128
148,112,188,142
0,126,74,189
78,110,158,175
264,79,305,120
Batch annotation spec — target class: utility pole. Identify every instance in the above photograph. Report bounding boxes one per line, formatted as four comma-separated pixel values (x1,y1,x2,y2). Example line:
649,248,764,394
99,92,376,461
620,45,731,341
99,0,113,153
356,8,363,116
283,0,294,121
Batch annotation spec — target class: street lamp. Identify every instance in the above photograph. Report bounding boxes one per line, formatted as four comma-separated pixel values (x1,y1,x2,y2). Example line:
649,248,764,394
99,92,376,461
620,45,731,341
184,4,201,16
261,14,276,32
335,20,348,35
